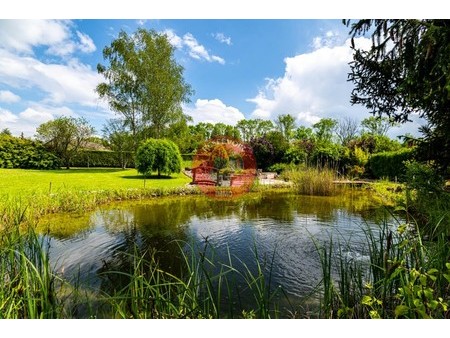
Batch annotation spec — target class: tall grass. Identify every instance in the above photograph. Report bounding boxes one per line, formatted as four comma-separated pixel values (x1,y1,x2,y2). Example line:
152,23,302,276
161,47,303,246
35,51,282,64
0,206,63,318
315,215,450,318
282,166,336,196
100,239,288,319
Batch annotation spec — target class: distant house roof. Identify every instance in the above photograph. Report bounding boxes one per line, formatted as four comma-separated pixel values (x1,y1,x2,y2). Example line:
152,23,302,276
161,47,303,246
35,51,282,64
82,141,111,152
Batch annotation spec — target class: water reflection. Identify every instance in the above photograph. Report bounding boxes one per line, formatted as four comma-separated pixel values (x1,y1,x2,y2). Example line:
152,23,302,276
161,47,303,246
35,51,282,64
39,189,398,316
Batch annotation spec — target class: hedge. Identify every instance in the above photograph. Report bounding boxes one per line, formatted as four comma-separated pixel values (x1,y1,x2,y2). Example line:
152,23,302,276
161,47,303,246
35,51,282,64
69,150,135,168
367,148,415,180
0,135,60,169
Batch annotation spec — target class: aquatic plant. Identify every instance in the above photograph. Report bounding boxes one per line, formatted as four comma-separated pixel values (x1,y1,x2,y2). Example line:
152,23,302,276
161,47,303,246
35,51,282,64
282,166,336,196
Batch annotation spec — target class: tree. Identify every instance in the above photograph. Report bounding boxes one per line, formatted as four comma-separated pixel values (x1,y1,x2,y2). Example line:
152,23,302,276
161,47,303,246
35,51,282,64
1,128,11,136
236,119,274,142
102,118,134,169
249,136,275,170
211,143,229,170
135,138,182,177
336,117,359,145
313,118,337,144
96,28,193,148
361,116,396,137
275,114,296,141
345,19,450,171
36,117,94,169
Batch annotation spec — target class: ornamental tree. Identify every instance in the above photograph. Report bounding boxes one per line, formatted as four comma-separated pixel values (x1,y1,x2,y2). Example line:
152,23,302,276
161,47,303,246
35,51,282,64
135,138,182,177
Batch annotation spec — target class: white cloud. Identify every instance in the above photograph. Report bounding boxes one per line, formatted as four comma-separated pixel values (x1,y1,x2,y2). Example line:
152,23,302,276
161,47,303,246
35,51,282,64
0,108,36,137
76,31,96,53
0,105,79,137
312,30,342,49
0,20,96,56
164,29,225,64
248,36,423,137
213,32,232,45
19,107,54,125
0,20,70,54
184,99,245,125
183,33,225,64
163,29,183,49
0,49,103,107
0,108,18,124
248,37,374,126
0,90,20,103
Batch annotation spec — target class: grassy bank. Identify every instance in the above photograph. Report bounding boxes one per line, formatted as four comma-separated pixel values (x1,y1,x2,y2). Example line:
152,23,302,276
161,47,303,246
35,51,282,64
0,168,196,229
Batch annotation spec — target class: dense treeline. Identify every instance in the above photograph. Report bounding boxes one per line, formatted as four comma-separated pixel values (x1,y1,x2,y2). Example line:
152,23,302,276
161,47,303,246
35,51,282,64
0,132,59,169
1,114,416,180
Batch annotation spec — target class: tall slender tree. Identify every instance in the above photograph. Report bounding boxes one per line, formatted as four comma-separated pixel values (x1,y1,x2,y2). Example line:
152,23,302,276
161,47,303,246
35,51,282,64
275,114,296,141
96,28,193,149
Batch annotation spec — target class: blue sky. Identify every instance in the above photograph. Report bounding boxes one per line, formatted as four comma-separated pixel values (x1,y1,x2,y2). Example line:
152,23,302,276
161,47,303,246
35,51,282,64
0,2,435,139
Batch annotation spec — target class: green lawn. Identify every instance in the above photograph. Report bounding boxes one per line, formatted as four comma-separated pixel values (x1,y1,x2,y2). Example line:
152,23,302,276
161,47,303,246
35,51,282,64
0,168,191,197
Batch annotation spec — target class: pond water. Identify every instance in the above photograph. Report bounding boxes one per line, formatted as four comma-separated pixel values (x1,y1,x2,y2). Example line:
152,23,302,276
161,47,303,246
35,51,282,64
39,188,399,317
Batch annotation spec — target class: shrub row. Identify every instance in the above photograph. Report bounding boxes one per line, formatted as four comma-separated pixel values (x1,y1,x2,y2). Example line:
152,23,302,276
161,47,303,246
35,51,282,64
0,135,60,169
70,150,135,168
367,148,415,180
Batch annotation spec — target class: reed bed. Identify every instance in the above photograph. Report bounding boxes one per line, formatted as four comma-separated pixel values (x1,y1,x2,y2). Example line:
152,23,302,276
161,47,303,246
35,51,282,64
315,216,450,319
282,166,336,196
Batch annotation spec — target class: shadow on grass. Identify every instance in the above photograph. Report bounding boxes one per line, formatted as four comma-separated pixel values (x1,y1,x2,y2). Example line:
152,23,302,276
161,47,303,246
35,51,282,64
121,175,175,180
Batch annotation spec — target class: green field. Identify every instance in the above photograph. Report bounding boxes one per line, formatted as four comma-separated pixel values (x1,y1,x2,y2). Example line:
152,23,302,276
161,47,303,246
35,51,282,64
0,168,191,198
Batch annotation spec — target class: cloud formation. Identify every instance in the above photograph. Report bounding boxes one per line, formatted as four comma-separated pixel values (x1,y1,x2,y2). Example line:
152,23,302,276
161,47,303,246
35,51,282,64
0,90,20,103
0,20,96,56
164,29,225,64
184,99,245,125
248,37,371,125
213,32,232,45
0,49,103,107
248,35,422,137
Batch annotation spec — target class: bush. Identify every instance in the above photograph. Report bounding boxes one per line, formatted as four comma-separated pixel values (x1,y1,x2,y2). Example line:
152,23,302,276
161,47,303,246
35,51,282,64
367,148,415,180
404,161,445,195
70,150,135,168
267,163,294,174
0,135,60,169
135,138,182,177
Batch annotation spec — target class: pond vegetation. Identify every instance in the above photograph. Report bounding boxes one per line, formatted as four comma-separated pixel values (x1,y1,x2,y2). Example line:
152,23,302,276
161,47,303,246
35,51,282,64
2,179,448,319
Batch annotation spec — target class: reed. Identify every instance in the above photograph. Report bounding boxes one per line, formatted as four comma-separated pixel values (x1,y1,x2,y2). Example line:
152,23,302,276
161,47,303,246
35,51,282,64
315,214,450,318
0,221,63,318
282,166,336,196
100,239,288,319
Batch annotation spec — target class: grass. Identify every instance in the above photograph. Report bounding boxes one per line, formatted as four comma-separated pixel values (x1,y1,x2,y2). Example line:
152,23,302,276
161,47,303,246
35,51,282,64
281,166,336,196
0,167,196,229
0,168,191,198
315,217,450,319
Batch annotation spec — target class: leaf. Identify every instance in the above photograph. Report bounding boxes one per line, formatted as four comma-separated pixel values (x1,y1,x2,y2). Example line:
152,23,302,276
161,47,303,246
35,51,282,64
443,273,450,283
419,275,427,286
369,310,381,319
395,305,409,317
361,295,373,306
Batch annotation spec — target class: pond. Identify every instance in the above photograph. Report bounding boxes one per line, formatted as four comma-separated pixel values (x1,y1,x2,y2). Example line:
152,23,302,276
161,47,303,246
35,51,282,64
39,188,399,317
